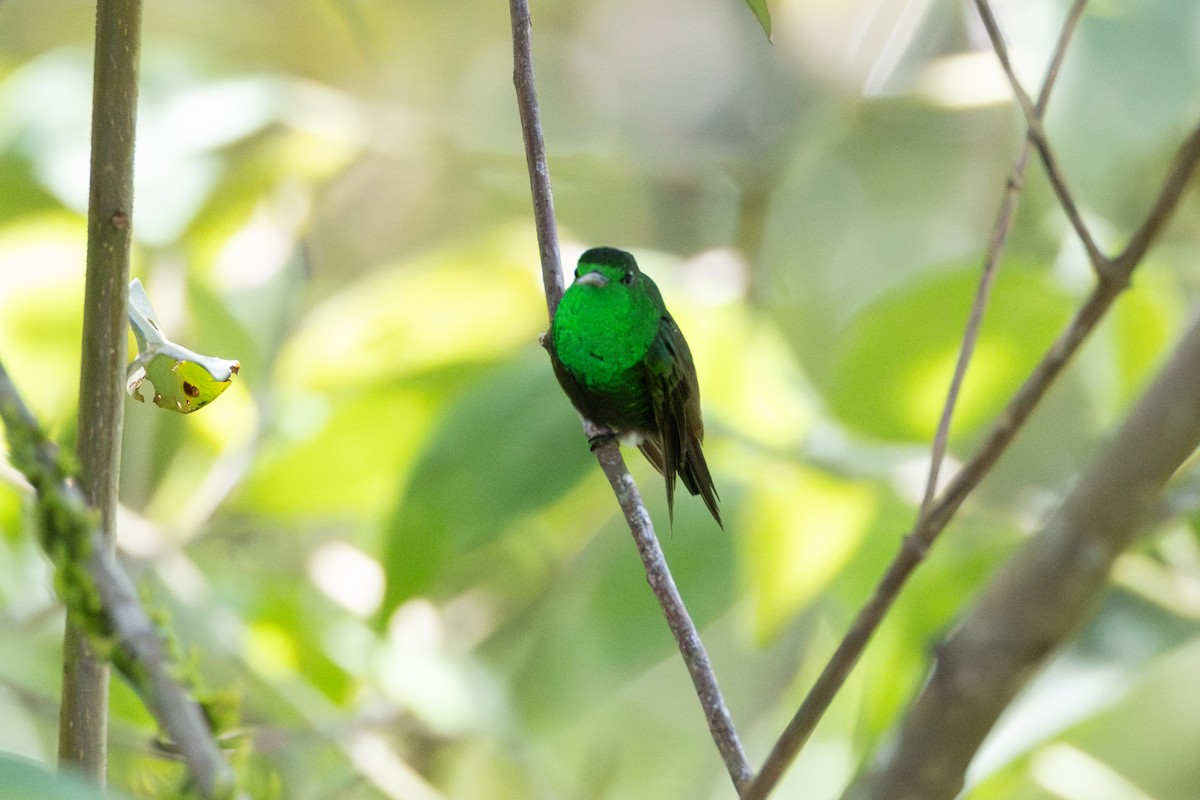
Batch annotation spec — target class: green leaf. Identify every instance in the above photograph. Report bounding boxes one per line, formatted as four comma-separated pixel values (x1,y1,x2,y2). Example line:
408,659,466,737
742,460,876,642
234,383,438,519
822,266,1073,442
0,216,88,425
379,353,593,613
744,0,772,39
0,753,133,800
1110,274,1183,405
126,278,240,414
508,505,737,729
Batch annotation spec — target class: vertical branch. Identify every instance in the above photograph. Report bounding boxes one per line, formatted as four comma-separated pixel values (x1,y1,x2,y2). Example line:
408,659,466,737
510,0,565,316
508,0,752,789
61,0,142,777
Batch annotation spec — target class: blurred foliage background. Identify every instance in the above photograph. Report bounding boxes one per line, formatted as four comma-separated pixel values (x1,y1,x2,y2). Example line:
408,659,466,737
2,0,1200,798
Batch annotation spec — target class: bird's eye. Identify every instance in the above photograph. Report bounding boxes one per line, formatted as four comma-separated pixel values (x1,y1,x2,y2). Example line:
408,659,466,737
620,271,634,286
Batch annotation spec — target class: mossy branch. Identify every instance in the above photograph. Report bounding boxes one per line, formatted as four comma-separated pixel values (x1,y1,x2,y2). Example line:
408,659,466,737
0,361,236,799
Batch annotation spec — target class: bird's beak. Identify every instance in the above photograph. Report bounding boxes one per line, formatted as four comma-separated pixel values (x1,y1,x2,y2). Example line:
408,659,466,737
575,271,609,288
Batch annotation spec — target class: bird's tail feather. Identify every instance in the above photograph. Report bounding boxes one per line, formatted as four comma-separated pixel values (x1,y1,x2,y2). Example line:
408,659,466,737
639,437,722,529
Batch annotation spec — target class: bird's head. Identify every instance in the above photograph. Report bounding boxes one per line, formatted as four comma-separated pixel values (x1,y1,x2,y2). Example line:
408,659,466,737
572,246,641,291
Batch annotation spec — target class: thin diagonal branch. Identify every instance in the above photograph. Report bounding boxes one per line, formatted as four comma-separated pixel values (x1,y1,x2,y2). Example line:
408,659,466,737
972,0,1112,277
590,427,752,789
750,130,1197,788
0,361,234,799
744,5,1198,798
915,145,1200,547
919,0,1087,516
508,0,752,790
846,303,1200,800
744,4,1089,794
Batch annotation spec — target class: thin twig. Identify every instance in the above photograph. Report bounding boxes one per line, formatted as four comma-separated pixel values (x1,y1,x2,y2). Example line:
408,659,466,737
920,0,1086,516
62,0,143,776
0,361,234,799
971,0,1112,278
507,0,752,789
1114,120,1200,275
590,427,752,789
742,5,1200,797
745,4,1088,792
846,307,1200,800
510,0,565,318
920,112,1200,535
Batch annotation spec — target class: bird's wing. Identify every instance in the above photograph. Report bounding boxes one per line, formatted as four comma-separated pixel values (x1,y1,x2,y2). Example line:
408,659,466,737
643,315,721,528
637,437,666,475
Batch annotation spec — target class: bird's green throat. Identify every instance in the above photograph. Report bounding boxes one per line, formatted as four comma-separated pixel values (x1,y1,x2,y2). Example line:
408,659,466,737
551,262,660,395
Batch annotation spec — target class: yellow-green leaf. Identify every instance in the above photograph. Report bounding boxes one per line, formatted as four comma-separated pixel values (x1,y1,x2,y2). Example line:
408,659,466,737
128,353,239,414
126,279,240,414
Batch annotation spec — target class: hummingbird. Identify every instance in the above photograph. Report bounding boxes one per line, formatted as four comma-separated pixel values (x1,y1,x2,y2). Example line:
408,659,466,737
548,246,721,528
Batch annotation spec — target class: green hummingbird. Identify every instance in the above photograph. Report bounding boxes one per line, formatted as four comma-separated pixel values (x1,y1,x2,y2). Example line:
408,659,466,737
548,246,721,528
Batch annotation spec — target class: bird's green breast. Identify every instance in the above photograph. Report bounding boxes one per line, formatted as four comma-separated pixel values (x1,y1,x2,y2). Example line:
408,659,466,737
551,279,660,424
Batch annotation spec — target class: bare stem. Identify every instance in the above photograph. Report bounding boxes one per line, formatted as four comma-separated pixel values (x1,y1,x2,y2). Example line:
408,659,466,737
590,430,752,789
742,4,1200,797
846,306,1200,800
919,0,1087,516
510,0,565,317
61,0,143,776
507,0,751,789
971,0,1111,277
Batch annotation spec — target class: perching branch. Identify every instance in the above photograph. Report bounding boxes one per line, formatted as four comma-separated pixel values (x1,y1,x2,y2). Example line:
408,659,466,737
589,424,753,788
846,306,1200,800
508,0,752,790
510,0,566,319
0,361,235,799
745,3,1200,796
62,0,143,777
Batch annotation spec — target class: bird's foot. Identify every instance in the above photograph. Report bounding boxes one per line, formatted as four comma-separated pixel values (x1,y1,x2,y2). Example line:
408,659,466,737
587,431,617,452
